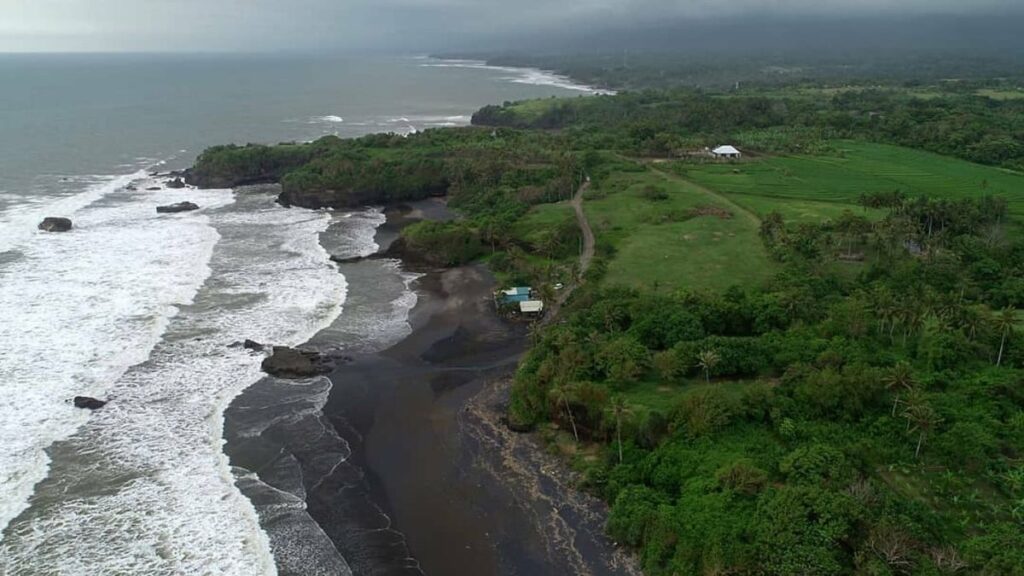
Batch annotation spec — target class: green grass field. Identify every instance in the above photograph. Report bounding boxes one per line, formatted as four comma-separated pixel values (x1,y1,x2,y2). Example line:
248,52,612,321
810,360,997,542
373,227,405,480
511,202,576,247
579,140,1023,294
675,141,1024,222
584,169,775,293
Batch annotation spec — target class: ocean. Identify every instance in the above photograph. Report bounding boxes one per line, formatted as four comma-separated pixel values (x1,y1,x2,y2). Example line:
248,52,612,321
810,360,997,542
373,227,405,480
0,53,598,575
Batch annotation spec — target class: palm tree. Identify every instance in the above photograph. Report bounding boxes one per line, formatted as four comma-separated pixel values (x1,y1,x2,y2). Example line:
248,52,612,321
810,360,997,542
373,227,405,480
995,306,1017,367
551,383,579,442
960,307,988,342
901,394,942,459
608,396,632,464
695,349,721,383
884,361,915,417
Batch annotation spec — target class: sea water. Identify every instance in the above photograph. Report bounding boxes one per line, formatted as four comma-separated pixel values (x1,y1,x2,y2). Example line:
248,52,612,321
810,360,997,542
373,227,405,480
0,53,594,574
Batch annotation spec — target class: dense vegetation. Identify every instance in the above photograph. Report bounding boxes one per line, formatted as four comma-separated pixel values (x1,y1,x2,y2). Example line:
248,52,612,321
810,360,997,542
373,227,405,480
473,88,1024,172
511,192,1024,575
190,128,588,282
190,65,1024,573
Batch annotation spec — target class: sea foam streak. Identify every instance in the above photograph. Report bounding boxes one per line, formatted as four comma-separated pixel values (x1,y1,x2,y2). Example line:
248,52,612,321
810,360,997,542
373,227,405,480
420,58,616,95
0,184,346,575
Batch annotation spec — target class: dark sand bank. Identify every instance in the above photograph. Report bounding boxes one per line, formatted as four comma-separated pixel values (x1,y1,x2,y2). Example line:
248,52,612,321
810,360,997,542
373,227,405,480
226,198,639,576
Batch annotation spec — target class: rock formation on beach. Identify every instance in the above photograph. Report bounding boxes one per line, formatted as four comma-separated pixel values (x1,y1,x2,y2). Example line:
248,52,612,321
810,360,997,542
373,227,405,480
156,202,200,214
166,177,187,189
38,217,73,232
261,346,338,378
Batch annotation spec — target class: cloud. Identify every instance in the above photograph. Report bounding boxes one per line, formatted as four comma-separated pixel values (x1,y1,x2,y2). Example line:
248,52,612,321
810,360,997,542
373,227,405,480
0,0,1021,52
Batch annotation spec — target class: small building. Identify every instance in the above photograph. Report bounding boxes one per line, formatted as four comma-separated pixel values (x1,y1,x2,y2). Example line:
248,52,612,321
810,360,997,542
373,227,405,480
520,300,545,315
497,286,532,305
711,145,742,159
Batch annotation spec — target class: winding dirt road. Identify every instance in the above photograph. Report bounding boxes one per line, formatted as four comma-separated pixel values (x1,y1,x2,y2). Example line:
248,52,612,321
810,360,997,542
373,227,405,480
543,181,594,323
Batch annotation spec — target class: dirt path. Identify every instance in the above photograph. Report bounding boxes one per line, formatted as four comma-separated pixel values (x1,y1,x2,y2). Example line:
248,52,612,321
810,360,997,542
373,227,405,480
542,181,594,323
572,181,596,274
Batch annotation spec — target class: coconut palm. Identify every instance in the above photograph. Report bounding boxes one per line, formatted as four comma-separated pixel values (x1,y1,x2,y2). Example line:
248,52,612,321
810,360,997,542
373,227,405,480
901,393,943,459
695,349,721,383
608,395,633,464
960,307,989,342
884,361,915,417
995,306,1017,367
551,383,579,442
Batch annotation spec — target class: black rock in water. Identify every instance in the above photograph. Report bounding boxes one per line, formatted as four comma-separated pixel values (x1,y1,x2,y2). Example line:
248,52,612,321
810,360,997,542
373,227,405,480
73,396,107,410
243,339,264,352
330,254,371,264
166,177,187,189
126,184,137,191
146,186,161,191
261,346,336,378
156,202,200,214
38,217,73,232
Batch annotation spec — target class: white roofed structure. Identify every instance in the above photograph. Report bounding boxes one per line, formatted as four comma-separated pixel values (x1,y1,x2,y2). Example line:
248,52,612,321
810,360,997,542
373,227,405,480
519,300,544,314
712,145,741,158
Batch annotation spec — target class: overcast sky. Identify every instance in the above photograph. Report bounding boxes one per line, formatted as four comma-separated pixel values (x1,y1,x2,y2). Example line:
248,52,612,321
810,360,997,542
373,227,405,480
1,0,1022,53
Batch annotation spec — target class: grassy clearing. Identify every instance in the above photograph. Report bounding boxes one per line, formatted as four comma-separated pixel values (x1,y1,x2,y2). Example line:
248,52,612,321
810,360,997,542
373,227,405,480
585,168,775,293
622,378,760,414
511,202,577,247
676,141,1024,221
977,88,1024,100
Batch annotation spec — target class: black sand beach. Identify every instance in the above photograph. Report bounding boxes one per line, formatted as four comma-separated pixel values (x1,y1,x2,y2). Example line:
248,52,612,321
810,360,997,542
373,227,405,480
226,200,640,576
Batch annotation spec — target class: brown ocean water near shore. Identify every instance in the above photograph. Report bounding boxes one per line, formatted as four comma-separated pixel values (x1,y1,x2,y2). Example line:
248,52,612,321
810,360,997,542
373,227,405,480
226,198,641,576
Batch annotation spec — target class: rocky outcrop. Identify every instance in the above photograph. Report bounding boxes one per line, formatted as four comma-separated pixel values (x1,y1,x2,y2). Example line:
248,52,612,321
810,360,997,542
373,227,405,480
330,253,384,265
166,177,187,189
276,187,350,210
243,339,264,352
156,202,200,214
261,346,339,378
38,217,73,232
73,396,107,410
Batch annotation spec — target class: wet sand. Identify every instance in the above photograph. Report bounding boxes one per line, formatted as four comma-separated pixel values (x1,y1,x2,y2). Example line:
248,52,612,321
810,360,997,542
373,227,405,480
229,198,640,576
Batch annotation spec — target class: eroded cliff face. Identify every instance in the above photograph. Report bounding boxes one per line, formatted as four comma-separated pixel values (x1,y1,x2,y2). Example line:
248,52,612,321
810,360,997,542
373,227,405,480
276,183,449,209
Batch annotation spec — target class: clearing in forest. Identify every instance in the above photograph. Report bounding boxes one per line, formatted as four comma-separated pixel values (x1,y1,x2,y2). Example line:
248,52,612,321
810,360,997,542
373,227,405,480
583,169,775,293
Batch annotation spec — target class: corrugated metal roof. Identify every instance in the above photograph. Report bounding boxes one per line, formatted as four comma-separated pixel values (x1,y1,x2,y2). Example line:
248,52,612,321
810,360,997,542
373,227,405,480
501,294,531,303
713,145,740,155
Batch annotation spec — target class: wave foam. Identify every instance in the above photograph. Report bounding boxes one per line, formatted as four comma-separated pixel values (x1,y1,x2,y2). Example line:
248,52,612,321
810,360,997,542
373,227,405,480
0,187,346,575
310,115,344,124
0,179,231,539
420,58,615,95
0,170,149,254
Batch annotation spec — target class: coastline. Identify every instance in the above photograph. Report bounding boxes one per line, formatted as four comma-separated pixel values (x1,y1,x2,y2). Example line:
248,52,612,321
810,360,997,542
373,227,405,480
225,198,640,575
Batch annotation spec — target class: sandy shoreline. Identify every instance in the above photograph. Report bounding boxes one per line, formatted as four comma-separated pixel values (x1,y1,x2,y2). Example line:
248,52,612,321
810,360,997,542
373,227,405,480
226,198,639,575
